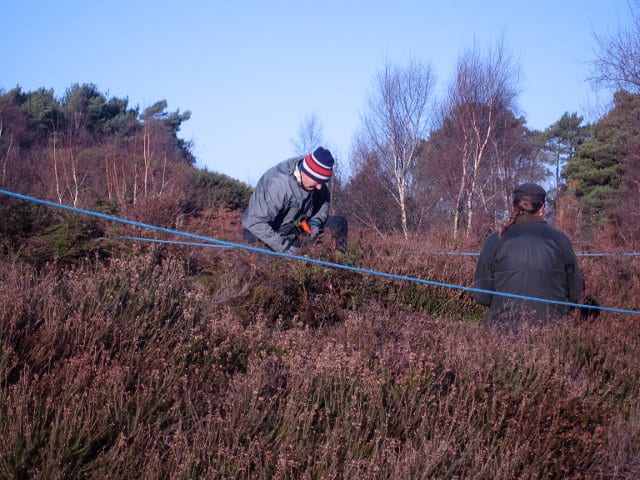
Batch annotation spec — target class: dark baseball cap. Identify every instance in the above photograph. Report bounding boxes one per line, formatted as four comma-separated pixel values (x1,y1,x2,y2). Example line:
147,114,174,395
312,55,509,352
513,183,546,204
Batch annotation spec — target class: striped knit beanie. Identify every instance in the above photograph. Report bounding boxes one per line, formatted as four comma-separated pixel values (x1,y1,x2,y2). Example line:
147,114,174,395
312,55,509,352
300,147,334,183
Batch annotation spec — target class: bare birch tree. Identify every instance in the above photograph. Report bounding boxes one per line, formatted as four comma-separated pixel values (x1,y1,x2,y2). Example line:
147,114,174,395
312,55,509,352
292,112,324,155
361,58,436,238
0,98,25,188
442,40,520,238
589,0,640,93
343,136,398,235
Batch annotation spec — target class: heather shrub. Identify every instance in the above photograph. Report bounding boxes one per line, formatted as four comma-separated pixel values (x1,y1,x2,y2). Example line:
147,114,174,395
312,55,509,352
0,228,639,479
0,199,47,240
0,254,265,478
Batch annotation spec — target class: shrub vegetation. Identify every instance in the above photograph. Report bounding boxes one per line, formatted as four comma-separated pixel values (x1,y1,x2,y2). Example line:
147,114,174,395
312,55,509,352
1,213,639,479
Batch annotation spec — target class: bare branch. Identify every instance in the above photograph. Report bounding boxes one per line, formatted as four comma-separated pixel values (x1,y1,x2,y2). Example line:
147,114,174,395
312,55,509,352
291,112,324,155
361,58,437,237
438,40,522,238
589,0,640,93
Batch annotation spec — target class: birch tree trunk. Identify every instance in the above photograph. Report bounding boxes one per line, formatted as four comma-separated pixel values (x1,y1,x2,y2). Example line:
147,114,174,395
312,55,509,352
442,40,520,238
361,59,436,239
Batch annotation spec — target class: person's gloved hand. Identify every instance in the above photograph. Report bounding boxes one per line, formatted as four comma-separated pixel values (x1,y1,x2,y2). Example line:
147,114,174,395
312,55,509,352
286,237,301,254
306,220,321,240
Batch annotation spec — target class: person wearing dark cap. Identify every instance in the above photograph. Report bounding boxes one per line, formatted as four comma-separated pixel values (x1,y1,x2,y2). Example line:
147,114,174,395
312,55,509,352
241,146,348,254
473,182,584,330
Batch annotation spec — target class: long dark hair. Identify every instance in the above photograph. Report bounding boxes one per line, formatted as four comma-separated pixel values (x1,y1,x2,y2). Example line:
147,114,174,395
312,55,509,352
498,197,544,237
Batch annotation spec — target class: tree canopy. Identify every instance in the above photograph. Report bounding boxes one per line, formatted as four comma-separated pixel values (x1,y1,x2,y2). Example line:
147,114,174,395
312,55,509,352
0,84,249,221
564,91,640,239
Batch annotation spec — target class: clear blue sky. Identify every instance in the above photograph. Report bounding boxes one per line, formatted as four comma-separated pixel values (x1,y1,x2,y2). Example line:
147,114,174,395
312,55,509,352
2,0,633,185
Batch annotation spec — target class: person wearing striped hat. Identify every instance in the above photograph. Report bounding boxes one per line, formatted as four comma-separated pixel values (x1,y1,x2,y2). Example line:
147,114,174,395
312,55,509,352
242,146,348,254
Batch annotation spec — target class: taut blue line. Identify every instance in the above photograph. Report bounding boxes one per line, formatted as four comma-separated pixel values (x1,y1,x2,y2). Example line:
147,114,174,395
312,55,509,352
112,235,232,248
1,188,638,316
433,252,640,258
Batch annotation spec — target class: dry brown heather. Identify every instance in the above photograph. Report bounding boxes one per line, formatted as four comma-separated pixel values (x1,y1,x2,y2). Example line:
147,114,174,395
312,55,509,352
1,220,640,479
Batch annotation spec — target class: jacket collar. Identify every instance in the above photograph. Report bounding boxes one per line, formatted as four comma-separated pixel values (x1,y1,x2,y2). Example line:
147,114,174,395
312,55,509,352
514,212,547,224
293,161,302,183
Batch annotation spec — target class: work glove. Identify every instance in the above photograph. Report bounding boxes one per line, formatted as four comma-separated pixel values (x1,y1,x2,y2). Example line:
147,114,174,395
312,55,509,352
306,219,321,240
285,237,301,254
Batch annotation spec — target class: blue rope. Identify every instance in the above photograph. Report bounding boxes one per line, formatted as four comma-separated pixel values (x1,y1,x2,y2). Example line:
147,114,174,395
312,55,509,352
577,253,640,257
1,188,639,316
433,252,640,257
112,235,232,248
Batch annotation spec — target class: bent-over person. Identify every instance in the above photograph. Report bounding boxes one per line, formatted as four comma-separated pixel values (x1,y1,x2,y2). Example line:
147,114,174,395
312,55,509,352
242,146,348,254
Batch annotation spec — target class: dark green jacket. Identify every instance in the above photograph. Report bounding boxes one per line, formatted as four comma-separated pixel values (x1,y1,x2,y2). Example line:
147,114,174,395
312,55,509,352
473,215,584,327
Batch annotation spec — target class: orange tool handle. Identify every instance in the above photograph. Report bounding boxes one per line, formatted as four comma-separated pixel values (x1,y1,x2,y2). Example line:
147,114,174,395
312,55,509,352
299,219,312,234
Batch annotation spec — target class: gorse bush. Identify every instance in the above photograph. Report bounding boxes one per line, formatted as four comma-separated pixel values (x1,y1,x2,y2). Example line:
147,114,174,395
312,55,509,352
0,230,639,479
186,169,253,212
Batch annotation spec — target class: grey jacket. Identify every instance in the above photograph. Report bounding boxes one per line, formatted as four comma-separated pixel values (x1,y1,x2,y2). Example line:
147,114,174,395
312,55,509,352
473,215,584,327
241,157,331,252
